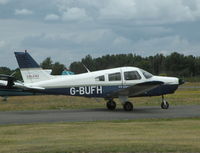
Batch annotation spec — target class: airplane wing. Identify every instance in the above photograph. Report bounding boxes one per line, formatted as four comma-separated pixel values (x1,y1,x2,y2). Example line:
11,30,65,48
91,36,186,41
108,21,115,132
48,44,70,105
0,74,15,88
108,81,163,98
0,74,44,90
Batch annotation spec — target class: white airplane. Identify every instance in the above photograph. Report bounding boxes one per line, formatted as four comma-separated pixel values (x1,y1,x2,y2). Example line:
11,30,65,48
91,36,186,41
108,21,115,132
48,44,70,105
0,51,184,111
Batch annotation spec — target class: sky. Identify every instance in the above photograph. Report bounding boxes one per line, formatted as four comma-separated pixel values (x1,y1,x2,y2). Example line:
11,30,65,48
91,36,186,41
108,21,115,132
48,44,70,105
1,0,200,69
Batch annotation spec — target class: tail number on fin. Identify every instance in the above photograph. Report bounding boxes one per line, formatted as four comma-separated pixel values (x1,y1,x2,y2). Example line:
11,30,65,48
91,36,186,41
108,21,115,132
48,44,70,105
70,86,103,96
27,74,39,79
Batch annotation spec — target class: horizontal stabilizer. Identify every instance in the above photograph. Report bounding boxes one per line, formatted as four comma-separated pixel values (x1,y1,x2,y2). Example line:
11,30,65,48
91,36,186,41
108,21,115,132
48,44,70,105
24,86,45,90
13,83,45,90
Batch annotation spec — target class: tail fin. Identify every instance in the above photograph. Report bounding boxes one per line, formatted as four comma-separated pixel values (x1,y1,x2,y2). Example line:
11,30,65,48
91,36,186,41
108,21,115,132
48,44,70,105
15,51,53,83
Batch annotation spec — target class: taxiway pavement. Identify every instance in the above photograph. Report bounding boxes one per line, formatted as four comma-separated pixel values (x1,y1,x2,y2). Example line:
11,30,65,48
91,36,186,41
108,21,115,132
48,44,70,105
0,105,199,125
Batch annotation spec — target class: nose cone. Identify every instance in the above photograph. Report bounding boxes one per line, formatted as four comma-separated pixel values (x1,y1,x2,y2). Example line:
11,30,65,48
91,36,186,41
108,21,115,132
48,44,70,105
179,78,185,85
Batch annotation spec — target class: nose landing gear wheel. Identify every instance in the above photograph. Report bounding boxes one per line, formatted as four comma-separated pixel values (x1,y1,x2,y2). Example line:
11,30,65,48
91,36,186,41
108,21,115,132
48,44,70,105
161,101,169,109
161,95,169,109
123,102,133,111
106,100,116,110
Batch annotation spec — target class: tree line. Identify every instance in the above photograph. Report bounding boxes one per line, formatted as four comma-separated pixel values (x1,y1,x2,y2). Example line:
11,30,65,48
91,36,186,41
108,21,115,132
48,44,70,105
0,52,200,81
0,57,65,81
70,52,200,78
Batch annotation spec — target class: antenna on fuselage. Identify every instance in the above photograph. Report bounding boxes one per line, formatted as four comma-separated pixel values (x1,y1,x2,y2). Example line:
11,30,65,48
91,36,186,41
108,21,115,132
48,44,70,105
82,64,91,73
10,71,16,77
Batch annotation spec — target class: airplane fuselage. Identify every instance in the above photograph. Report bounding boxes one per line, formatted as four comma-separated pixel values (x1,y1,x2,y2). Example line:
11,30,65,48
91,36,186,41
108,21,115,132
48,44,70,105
23,67,179,98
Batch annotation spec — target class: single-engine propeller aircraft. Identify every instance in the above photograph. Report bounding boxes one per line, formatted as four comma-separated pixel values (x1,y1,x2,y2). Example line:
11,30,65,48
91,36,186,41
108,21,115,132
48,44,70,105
0,51,184,111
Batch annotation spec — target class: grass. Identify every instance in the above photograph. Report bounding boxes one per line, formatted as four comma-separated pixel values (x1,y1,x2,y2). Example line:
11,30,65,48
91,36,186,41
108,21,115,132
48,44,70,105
0,82,200,111
0,83,199,153
0,95,105,111
183,76,200,82
0,118,199,153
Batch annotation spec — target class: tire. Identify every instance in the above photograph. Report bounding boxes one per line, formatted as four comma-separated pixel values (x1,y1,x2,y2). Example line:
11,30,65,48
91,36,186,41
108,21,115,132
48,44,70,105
161,101,169,109
123,102,133,111
106,100,116,110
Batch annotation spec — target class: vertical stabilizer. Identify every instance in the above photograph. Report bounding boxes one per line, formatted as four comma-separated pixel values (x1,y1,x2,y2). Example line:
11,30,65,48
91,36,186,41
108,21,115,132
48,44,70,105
15,51,53,83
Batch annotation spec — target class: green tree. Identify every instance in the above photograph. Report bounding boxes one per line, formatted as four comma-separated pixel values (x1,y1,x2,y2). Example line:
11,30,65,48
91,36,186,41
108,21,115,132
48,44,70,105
151,54,165,75
41,57,53,69
81,55,95,71
70,62,85,74
51,62,65,75
0,67,12,75
13,68,23,81
194,57,200,76
165,52,185,76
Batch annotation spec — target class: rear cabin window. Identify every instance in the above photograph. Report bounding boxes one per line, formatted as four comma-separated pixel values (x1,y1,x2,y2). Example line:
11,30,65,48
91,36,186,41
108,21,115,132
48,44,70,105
95,75,105,81
109,72,121,81
124,71,141,80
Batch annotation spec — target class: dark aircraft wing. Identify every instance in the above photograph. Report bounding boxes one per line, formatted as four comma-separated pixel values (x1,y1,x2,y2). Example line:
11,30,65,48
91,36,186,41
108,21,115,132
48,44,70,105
0,74,44,90
0,75,16,88
108,81,163,98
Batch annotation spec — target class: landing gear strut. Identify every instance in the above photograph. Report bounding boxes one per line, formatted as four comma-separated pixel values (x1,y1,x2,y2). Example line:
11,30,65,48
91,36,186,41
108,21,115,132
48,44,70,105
106,100,116,110
161,95,169,109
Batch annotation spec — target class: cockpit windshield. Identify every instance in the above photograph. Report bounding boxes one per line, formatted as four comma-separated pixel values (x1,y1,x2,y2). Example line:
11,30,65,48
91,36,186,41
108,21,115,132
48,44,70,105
140,69,153,79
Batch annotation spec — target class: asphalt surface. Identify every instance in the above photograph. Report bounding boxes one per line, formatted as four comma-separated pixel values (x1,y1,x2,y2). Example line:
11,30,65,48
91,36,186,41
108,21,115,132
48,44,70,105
0,105,199,125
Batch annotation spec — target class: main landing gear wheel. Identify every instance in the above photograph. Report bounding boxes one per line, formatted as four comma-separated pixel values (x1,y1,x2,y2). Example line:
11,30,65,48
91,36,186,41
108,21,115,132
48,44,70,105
106,100,116,110
161,96,169,109
123,102,133,111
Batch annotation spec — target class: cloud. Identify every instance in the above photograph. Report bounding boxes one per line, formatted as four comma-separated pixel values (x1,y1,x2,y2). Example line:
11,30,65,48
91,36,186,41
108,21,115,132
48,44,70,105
21,29,116,50
45,14,60,21
132,35,191,54
113,36,131,46
0,40,6,48
15,9,33,15
55,0,92,22
1,0,200,68
98,0,200,24
0,0,9,5
99,0,137,20
61,7,91,22
22,33,70,49
53,0,200,25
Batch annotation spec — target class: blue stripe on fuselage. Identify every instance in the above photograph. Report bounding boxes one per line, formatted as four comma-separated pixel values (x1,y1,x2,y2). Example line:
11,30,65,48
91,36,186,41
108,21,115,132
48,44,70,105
40,86,119,97
37,84,179,98
0,88,38,96
136,84,179,97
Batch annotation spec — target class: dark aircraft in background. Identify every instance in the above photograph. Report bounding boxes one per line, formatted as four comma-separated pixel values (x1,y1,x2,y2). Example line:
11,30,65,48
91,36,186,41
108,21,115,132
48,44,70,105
0,74,38,101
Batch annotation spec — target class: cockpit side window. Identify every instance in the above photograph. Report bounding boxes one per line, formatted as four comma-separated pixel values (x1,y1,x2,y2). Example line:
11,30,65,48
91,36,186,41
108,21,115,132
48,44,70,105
108,72,121,81
124,71,141,80
140,69,153,79
95,75,105,81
